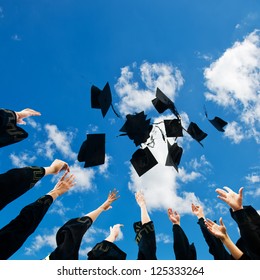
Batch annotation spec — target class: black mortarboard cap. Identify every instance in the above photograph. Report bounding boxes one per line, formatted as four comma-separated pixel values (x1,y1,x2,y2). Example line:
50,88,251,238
77,133,105,167
208,116,228,132
164,119,183,138
187,122,207,145
0,109,28,148
165,141,183,172
91,82,112,118
204,106,228,132
119,111,153,146
152,88,181,119
130,147,158,176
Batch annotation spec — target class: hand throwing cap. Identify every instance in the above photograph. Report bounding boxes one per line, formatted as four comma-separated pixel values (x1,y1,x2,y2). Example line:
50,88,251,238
187,122,207,145
119,111,153,146
165,141,183,172
77,133,105,167
164,119,183,138
130,147,158,176
91,82,112,118
152,88,180,119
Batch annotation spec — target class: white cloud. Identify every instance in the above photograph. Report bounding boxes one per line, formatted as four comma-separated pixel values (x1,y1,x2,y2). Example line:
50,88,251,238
98,154,112,177
69,163,96,193
156,233,172,244
49,200,71,216
26,118,42,131
115,61,184,116
245,173,260,184
204,30,260,143
9,152,37,167
224,121,245,144
24,227,58,256
35,124,77,160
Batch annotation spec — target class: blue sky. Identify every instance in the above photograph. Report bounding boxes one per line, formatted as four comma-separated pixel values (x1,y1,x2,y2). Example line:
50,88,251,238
0,0,260,260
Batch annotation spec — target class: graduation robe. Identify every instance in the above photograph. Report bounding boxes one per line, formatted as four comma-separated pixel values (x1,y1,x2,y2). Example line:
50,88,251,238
197,217,231,260
172,224,197,260
0,108,28,148
0,166,45,211
48,216,93,260
87,240,127,260
134,220,157,260
230,205,260,259
0,194,53,260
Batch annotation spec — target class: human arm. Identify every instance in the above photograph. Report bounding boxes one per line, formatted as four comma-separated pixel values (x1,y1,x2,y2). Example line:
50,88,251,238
105,224,124,243
167,208,180,225
47,171,76,201
85,189,119,222
215,186,243,211
44,159,70,175
15,108,41,125
205,217,243,260
135,191,150,225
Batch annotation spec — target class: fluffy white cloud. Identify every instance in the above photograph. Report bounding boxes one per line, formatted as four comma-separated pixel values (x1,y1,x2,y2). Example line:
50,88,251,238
246,173,260,184
35,124,77,160
204,30,260,143
9,152,37,167
115,61,184,115
24,227,58,256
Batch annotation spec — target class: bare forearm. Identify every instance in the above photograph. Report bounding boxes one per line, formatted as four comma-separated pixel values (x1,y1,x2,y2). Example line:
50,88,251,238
221,235,243,260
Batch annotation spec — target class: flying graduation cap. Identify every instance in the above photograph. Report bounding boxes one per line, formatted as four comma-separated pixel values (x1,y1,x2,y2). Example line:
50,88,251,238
91,82,120,118
119,111,153,146
77,133,105,167
186,122,207,146
165,141,183,172
164,119,183,138
204,107,228,132
152,88,181,119
130,147,158,176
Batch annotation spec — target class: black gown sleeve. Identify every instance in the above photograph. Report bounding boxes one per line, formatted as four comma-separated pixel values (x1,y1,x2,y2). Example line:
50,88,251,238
0,166,45,210
197,217,231,260
134,220,157,260
0,194,53,260
172,224,197,260
0,108,28,148
48,216,93,260
230,206,260,259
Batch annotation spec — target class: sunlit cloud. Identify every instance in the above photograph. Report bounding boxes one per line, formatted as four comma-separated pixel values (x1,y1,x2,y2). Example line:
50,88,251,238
204,30,260,143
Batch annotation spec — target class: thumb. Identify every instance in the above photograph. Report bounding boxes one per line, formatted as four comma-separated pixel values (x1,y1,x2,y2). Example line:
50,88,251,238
219,217,224,226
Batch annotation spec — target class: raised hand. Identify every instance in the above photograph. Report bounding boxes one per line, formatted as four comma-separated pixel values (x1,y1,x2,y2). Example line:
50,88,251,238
215,186,244,211
15,108,41,125
167,208,180,225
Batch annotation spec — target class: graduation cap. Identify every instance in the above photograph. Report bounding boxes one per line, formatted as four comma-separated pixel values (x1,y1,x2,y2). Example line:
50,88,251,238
164,119,183,138
91,82,120,118
0,109,28,148
165,141,183,172
130,147,158,176
119,111,153,146
152,88,181,119
77,133,105,167
204,106,228,132
187,122,207,146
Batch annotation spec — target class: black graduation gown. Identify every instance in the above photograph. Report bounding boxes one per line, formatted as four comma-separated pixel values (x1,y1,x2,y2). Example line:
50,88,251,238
0,194,53,260
0,166,45,211
197,217,231,260
0,108,28,148
172,224,197,260
48,216,93,260
87,240,127,260
134,220,157,260
230,205,260,259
